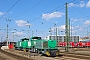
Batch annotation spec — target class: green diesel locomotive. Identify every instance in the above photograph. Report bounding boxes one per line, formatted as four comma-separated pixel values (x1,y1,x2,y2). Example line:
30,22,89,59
15,36,59,56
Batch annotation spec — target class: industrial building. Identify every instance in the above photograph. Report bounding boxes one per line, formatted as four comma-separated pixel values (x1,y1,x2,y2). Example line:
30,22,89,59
46,35,80,43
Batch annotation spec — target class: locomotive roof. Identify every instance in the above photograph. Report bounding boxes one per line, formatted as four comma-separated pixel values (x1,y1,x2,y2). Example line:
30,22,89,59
30,36,42,40
21,38,29,41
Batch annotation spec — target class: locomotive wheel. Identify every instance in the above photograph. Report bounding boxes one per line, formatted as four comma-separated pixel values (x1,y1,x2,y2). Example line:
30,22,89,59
46,51,50,56
23,49,26,52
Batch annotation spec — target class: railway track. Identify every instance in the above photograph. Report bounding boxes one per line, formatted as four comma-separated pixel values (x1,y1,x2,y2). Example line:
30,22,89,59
30,55,87,60
0,51,17,60
1,47,90,60
60,52,90,60
0,47,34,60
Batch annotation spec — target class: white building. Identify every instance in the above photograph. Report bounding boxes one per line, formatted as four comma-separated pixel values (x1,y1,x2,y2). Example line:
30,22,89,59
46,35,80,43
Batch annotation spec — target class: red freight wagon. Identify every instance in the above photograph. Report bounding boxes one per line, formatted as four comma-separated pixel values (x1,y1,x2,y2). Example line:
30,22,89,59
62,42,66,47
58,42,66,47
58,42,63,47
85,42,90,47
76,42,83,47
70,42,75,47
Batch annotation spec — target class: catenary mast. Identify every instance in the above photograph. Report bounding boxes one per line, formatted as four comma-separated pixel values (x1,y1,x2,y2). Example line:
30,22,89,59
65,3,70,52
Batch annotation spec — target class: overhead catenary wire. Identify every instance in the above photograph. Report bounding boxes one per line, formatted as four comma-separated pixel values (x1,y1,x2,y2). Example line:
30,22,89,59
47,0,77,13
18,0,44,17
26,4,65,23
0,0,4,6
9,0,77,22
68,0,90,23
72,7,90,19
0,0,20,20
26,0,80,23
6,0,79,32
1,0,80,33
0,0,2,3
0,0,85,42
70,0,90,18
4,0,78,24
67,0,90,20
27,0,82,34
19,0,76,18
